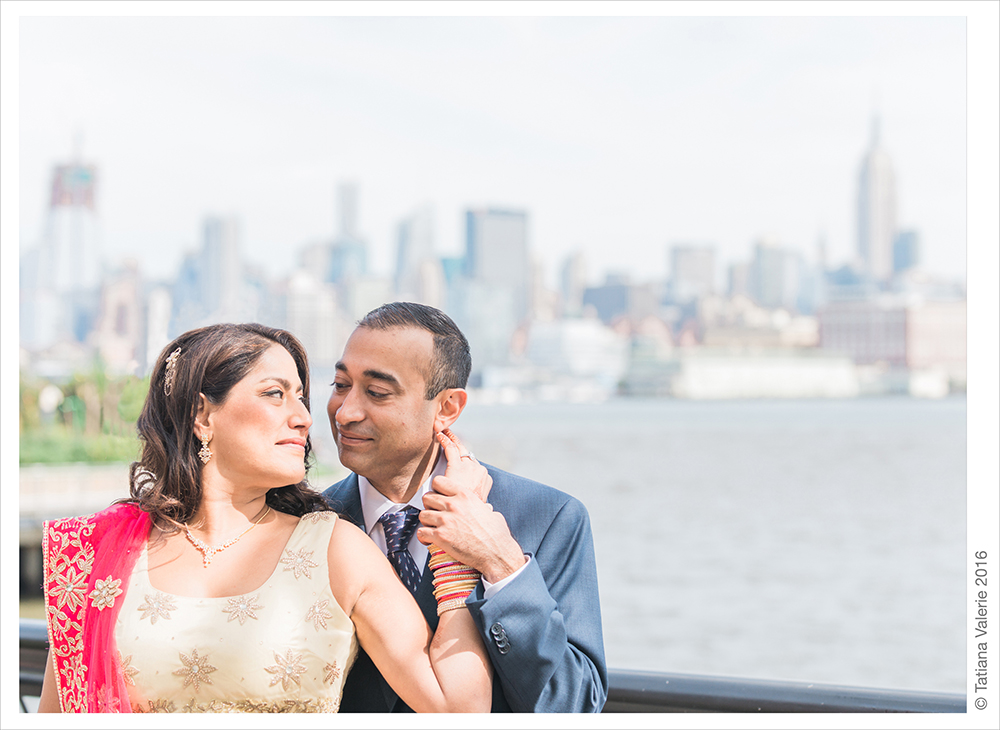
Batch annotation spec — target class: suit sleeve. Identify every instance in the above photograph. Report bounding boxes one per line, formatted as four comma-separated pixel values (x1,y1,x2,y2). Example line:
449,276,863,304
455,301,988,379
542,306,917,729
465,497,608,712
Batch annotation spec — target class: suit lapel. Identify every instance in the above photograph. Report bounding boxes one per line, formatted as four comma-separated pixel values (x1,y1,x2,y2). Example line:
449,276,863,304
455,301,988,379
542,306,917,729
325,474,364,528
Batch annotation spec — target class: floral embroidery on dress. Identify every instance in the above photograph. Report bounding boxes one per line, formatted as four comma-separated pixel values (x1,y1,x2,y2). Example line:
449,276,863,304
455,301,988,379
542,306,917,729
89,576,123,610
50,566,89,612
279,548,318,579
146,699,176,713
44,514,97,712
300,511,332,523
264,649,307,690
305,599,334,630
138,591,177,623
95,684,121,712
323,660,341,685
223,594,263,625
173,649,217,692
117,652,139,686
144,697,338,713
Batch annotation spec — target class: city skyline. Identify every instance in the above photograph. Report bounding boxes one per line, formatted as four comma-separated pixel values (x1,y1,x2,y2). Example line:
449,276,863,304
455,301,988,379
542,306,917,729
14,13,971,289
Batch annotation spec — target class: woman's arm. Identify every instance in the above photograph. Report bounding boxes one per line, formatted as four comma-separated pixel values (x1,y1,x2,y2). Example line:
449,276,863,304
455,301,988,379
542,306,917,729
329,520,492,713
37,651,61,713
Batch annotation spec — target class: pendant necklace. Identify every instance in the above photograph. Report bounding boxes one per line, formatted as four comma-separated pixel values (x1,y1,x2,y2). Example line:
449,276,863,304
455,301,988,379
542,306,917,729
185,506,271,568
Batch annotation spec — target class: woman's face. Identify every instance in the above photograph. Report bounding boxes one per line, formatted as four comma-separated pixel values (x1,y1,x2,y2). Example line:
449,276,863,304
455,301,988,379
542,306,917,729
201,344,312,490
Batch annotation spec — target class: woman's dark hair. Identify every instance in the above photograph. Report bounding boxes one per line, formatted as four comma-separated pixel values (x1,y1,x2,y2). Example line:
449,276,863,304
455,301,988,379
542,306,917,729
128,323,329,529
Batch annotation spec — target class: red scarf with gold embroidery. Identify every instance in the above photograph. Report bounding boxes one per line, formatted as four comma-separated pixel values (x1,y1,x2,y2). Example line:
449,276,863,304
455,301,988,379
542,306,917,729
43,502,151,712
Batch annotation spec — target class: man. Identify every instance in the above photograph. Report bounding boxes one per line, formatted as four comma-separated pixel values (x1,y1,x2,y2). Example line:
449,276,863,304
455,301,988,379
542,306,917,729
323,302,607,713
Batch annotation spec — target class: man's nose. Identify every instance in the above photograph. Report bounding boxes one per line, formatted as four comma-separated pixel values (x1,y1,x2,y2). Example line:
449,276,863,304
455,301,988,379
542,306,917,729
333,387,363,426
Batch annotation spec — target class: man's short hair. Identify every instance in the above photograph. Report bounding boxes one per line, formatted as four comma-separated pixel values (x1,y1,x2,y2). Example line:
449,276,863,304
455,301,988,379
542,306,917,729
357,302,472,399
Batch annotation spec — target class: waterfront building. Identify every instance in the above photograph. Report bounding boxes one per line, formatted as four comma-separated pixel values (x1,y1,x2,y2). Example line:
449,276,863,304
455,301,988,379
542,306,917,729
524,318,628,389
284,269,344,368
144,286,172,374
395,206,444,308
699,295,819,349
669,244,715,304
581,273,662,326
170,215,254,333
450,278,519,374
856,116,897,282
727,261,750,299
818,297,966,387
450,208,531,376
893,230,920,275
464,208,530,322
200,216,242,320
91,260,143,375
582,273,630,324
560,251,588,317
666,349,860,399
748,238,802,312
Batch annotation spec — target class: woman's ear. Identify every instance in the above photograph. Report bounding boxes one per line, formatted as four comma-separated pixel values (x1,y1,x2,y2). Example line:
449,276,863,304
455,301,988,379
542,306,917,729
433,388,468,433
193,393,214,439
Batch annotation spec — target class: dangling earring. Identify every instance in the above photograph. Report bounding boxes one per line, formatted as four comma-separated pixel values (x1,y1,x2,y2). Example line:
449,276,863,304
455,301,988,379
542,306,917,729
198,433,213,464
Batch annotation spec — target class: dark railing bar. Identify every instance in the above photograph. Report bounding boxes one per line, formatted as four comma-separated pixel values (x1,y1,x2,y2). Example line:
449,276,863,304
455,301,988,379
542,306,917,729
19,619,965,713
604,668,966,713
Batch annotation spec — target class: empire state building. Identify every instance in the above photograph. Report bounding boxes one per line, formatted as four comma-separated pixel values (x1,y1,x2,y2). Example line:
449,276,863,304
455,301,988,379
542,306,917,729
856,116,897,282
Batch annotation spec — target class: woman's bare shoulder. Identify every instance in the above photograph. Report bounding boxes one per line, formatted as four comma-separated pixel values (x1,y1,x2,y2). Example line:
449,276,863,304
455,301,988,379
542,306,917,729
327,515,389,614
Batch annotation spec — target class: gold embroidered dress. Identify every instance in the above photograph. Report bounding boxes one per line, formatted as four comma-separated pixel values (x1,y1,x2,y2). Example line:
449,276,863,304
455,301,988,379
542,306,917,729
115,512,357,713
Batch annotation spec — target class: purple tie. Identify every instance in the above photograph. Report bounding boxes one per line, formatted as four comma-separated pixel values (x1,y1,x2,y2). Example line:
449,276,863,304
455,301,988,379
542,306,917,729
378,507,422,594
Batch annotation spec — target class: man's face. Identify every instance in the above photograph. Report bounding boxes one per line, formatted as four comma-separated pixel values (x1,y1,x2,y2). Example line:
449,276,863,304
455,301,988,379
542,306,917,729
327,326,441,491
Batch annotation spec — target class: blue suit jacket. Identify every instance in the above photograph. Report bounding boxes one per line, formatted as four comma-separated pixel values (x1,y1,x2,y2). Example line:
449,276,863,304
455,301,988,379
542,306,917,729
322,464,608,713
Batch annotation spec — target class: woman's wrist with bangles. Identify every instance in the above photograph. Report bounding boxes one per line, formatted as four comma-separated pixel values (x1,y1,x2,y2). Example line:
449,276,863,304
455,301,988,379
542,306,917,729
428,546,482,615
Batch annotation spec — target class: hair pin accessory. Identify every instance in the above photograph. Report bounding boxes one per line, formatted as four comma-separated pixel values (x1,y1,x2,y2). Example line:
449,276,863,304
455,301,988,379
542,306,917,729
164,347,182,396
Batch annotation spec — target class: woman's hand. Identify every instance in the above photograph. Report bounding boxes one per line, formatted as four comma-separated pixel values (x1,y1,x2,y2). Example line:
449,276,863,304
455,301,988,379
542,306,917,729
434,428,492,501
419,429,526,584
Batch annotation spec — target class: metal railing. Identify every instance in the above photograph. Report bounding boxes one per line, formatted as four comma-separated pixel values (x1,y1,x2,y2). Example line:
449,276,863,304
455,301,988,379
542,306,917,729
19,618,965,713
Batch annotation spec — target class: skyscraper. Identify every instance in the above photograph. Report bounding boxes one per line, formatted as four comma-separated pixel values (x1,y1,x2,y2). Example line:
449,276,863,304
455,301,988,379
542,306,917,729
452,208,530,373
329,182,367,282
464,208,530,321
893,230,921,274
395,206,443,307
201,216,241,319
856,116,897,282
669,244,715,304
749,238,802,311
20,160,102,347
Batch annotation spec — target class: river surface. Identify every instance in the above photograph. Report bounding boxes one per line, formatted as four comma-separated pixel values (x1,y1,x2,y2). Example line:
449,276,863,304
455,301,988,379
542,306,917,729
434,396,967,694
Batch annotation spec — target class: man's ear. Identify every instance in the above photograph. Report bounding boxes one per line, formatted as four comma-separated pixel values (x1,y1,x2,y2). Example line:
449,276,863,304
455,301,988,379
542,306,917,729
433,388,468,432
193,393,215,439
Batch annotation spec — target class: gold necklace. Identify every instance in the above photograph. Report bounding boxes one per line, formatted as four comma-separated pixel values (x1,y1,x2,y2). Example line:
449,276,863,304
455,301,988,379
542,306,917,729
184,506,271,568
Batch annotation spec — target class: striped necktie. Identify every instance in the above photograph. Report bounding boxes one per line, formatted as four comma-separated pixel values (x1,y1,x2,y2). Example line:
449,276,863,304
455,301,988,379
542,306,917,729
378,506,422,594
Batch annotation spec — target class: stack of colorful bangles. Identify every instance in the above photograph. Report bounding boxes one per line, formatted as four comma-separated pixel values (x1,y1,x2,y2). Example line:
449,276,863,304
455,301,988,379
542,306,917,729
428,545,482,615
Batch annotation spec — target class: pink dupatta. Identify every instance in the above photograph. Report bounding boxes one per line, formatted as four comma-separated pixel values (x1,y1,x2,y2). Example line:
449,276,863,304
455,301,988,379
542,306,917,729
43,502,151,713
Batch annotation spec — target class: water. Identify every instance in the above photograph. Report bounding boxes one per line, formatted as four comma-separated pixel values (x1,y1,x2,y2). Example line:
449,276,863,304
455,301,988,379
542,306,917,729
449,396,967,694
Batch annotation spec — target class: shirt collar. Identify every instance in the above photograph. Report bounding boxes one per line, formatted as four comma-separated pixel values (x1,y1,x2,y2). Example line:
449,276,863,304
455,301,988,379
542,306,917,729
358,452,447,535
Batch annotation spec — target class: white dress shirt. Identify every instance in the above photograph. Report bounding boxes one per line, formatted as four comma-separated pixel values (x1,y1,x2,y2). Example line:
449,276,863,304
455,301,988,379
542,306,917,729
358,453,527,599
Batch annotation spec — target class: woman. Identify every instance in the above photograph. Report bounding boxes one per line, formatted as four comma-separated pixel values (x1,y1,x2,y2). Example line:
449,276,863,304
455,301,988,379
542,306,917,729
38,323,492,713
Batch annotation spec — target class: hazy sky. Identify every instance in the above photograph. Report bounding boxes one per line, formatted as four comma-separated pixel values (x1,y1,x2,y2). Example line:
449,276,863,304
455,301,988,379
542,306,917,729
15,11,970,287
